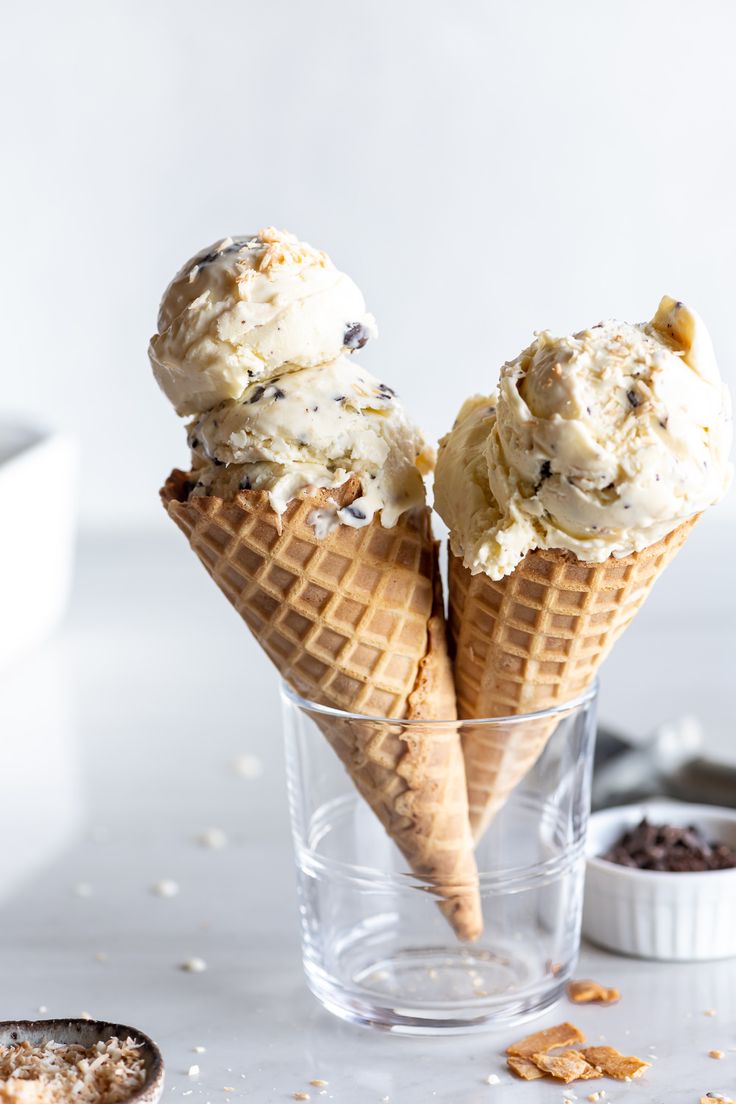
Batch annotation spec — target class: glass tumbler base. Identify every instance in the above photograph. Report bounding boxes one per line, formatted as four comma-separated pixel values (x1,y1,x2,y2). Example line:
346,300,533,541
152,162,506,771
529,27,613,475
304,934,572,1035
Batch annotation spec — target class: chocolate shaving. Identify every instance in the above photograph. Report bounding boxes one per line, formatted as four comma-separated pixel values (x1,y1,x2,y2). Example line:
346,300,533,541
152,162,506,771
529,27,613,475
602,818,736,872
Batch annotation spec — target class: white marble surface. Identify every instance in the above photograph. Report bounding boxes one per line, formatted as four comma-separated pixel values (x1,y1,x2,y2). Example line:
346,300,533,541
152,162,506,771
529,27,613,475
0,525,734,1103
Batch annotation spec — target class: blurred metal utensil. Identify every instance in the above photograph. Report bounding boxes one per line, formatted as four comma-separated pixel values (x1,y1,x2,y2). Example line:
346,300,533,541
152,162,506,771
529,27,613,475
593,715,736,810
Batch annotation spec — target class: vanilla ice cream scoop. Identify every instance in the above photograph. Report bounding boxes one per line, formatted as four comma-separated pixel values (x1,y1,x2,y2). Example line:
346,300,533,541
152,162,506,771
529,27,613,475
149,228,376,416
187,357,432,529
435,297,732,579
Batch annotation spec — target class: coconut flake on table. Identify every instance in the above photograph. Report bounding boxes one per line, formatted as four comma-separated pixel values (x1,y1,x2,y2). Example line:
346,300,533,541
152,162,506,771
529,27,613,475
151,879,180,897
196,828,228,850
231,754,263,780
179,957,207,973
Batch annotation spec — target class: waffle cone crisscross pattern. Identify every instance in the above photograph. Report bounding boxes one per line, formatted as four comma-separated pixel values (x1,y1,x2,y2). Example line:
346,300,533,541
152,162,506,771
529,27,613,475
449,516,699,839
161,470,481,940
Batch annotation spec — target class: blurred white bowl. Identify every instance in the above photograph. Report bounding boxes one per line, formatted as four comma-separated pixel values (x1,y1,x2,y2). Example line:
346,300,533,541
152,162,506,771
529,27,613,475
584,800,736,961
0,423,78,669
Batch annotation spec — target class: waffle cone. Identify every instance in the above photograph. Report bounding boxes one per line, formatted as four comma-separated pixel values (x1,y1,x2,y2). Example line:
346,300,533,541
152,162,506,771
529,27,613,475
162,470,481,940
449,516,700,840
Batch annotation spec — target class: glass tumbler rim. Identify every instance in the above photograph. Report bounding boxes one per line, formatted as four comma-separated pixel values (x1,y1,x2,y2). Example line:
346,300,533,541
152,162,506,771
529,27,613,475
279,678,598,726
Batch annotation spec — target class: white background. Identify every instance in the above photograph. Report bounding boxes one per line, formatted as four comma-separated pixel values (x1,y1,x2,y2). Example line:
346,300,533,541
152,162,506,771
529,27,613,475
2,0,734,528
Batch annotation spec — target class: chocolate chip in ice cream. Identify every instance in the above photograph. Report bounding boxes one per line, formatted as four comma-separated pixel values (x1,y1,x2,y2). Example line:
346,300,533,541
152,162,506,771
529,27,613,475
194,237,249,269
344,322,370,349
534,459,553,494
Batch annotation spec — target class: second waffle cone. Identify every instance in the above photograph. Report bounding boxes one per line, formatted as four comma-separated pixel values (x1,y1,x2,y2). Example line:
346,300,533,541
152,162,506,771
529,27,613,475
449,517,699,841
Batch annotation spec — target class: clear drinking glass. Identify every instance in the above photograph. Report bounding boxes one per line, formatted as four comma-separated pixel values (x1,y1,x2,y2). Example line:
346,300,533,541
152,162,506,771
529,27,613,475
281,681,597,1034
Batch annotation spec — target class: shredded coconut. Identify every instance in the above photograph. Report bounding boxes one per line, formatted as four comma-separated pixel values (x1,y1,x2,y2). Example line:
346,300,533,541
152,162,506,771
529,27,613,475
253,227,327,275
0,1037,146,1104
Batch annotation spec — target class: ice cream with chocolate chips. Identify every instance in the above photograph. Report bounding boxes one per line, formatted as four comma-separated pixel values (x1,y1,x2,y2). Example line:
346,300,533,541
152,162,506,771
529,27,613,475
150,228,430,532
435,296,732,580
186,357,432,529
149,227,376,416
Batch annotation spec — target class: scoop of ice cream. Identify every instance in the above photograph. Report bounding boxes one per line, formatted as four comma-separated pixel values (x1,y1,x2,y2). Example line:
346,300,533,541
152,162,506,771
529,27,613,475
435,297,732,578
149,227,376,416
187,357,432,529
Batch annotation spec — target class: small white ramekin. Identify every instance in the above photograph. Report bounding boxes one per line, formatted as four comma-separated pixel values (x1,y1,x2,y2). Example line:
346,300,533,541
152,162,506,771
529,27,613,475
0,424,78,669
583,800,736,961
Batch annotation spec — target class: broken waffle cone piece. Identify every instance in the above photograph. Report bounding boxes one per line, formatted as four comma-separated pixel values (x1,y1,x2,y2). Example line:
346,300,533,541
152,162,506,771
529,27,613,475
567,979,620,1004
506,1022,586,1059
506,1056,546,1081
161,470,481,940
581,1047,651,1081
531,1051,602,1083
449,516,699,840
505,1023,650,1087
